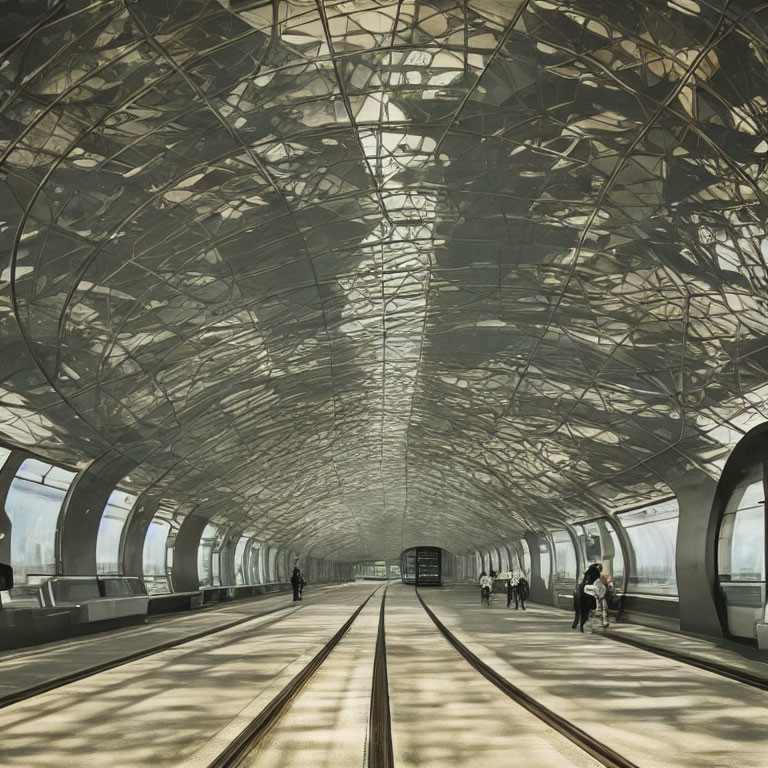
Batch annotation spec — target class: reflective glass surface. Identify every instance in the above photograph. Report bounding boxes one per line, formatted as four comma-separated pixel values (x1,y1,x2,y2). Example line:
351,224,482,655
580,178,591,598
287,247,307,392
5,459,76,583
95,489,137,575
142,517,171,594
234,536,248,585
197,523,218,587
619,499,679,595
718,481,764,582
573,519,626,591
539,540,551,589
552,529,577,581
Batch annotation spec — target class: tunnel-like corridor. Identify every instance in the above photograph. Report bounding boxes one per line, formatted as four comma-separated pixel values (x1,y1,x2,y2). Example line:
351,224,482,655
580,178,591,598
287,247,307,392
1,0,768,764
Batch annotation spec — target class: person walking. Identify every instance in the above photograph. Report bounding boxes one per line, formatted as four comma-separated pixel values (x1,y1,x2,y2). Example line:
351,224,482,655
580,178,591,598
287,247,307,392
514,571,529,610
506,573,519,608
479,570,492,606
291,566,302,601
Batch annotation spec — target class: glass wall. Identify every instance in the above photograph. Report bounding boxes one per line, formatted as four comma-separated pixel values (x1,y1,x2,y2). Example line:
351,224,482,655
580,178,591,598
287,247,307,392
513,539,531,577
618,498,679,596
552,529,578,582
498,546,510,573
717,480,764,639
234,536,248,585
197,523,218,587
718,481,764,582
142,511,173,594
5,458,77,583
95,489,137,575
538,539,551,589
573,519,626,591
245,540,261,584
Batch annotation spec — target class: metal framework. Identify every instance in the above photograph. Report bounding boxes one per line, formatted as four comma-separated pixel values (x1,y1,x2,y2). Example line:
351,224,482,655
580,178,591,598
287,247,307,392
1,1,768,560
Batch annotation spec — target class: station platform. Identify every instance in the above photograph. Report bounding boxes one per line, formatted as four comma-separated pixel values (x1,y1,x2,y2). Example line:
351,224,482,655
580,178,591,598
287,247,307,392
0,582,765,767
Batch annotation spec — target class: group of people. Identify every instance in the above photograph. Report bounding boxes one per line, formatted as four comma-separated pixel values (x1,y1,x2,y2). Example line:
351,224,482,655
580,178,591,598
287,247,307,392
572,562,616,632
290,566,306,601
479,568,530,610
477,561,617,633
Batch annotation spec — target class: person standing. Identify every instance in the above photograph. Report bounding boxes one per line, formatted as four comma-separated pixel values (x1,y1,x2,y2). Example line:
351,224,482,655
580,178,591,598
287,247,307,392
479,570,493,606
290,566,302,601
510,570,528,610
516,574,529,610
506,573,518,609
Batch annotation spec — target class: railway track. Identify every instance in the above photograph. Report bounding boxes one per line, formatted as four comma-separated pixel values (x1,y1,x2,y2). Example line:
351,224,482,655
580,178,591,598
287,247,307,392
206,583,391,768
415,588,640,768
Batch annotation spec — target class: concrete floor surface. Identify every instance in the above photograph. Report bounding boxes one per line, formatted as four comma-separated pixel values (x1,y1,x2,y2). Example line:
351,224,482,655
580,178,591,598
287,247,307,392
420,585,768,768
0,584,377,767
386,584,603,768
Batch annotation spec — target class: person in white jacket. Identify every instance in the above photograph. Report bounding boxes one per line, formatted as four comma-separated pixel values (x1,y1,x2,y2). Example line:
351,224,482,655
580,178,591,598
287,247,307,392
586,574,609,631
479,571,493,606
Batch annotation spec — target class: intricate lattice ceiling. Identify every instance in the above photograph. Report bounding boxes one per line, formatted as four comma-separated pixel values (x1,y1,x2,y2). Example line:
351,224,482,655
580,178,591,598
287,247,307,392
1,0,768,559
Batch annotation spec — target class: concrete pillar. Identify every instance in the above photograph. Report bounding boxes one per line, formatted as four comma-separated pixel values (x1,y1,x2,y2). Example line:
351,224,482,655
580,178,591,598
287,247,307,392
121,495,160,579
667,472,721,639
56,452,134,575
218,531,238,586
0,452,26,565
170,513,208,592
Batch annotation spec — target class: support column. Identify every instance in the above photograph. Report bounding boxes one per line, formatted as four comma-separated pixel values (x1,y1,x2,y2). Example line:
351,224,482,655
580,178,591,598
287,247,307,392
668,471,722,639
526,532,552,604
0,452,26,565
121,495,160,579
56,452,135,575
218,530,238,586
170,513,208,592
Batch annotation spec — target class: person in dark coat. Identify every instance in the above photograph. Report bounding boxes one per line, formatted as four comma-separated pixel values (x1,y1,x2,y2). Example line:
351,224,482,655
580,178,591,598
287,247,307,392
0,561,13,610
514,574,529,610
572,562,603,631
290,566,302,601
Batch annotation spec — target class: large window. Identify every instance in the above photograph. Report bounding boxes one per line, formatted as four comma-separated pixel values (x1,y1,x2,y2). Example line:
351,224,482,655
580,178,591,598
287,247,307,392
717,479,765,641
573,519,626,591
552,529,577,582
512,538,531,577
498,546,510,573
197,523,218,587
251,540,264,584
5,458,76,584
234,536,249,585
718,481,764,582
142,504,179,594
619,499,679,596
538,539,551,589
95,489,136,574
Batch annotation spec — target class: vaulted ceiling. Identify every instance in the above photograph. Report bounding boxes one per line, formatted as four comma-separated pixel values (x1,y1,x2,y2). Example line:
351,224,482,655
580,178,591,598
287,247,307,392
1,0,767,559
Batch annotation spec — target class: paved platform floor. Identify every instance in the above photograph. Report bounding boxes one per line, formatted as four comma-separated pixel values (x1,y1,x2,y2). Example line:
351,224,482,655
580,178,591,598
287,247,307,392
529,595,768,684
0,584,377,767
0,583,347,701
387,585,602,768
421,586,768,768
1,582,767,767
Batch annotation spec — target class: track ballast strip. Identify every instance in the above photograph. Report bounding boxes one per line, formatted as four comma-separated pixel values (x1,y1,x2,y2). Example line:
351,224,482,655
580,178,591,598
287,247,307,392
209,587,381,768
367,585,393,768
416,589,639,768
